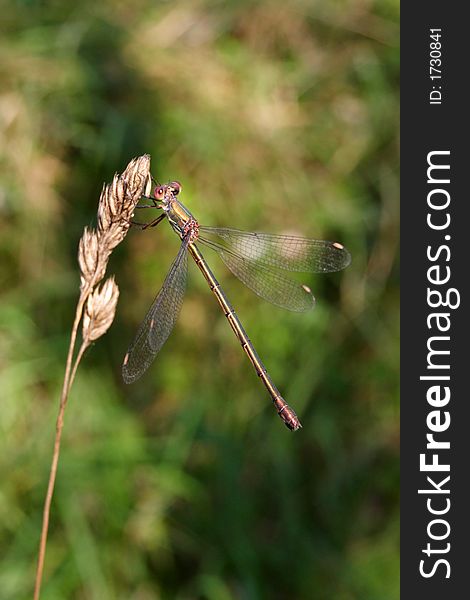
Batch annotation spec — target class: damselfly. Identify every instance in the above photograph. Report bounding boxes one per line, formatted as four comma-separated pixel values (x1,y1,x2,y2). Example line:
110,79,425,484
123,181,351,431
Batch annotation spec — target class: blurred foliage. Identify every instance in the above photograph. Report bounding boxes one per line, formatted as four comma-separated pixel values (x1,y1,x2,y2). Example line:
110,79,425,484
0,0,399,598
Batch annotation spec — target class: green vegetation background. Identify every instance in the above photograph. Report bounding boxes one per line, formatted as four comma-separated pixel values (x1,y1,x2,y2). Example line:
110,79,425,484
1,1,399,598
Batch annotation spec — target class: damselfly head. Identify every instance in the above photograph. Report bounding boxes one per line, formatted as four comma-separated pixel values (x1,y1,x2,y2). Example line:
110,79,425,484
154,181,182,202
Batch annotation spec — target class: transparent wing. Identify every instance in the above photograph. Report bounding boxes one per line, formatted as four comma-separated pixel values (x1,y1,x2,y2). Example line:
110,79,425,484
197,240,315,312
122,239,188,384
199,226,351,273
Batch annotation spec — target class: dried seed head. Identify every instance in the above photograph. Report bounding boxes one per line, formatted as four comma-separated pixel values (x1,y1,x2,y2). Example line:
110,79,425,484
121,154,151,205
82,277,120,344
97,154,151,249
97,175,125,234
78,227,110,291
78,155,151,291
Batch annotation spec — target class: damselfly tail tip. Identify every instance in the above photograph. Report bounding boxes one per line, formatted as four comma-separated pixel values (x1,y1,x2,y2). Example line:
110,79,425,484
288,418,302,432
277,403,302,431
285,418,302,431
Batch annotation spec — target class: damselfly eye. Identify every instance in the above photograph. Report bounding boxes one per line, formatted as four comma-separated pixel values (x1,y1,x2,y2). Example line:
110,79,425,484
170,181,182,195
154,186,165,200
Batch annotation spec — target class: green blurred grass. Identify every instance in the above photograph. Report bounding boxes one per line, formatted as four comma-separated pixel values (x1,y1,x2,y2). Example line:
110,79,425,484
1,1,399,598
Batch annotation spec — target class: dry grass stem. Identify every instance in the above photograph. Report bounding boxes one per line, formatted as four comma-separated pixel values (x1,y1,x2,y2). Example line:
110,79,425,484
34,154,151,600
